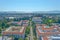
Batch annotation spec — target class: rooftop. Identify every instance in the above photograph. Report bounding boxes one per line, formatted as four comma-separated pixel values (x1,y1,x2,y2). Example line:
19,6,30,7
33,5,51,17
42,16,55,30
36,24,60,35
2,26,25,35
36,24,60,40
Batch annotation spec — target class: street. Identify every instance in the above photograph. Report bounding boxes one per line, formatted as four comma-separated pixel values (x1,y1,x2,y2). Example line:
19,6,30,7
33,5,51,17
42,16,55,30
30,27,34,40
0,36,2,40
30,21,34,40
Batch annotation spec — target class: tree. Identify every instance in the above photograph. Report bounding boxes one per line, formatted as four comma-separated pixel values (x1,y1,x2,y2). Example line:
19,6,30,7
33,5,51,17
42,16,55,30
0,27,1,33
25,38,28,40
42,18,55,26
19,38,23,40
25,27,30,36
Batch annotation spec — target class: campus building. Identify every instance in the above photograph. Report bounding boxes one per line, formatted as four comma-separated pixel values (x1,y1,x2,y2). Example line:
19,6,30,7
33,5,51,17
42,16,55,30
36,24,60,40
22,20,29,26
32,17,42,24
8,20,29,26
2,26,26,40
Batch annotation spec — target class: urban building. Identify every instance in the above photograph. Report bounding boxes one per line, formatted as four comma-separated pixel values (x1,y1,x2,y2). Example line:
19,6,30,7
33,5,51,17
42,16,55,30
32,17,42,24
8,21,22,26
22,20,29,26
2,26,26,40
36,24,60,40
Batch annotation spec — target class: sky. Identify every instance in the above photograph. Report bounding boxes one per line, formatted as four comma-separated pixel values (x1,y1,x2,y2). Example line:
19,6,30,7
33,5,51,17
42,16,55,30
0,0,60,11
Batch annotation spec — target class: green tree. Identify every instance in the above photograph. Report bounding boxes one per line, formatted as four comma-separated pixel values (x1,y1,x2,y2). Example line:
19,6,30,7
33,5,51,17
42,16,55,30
19,38,23,40
25,27,30,36
42,18,55,26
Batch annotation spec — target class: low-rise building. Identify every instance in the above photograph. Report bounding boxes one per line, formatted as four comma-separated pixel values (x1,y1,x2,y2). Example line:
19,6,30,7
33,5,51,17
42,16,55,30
9,21,22,26
2,26,26,40
36,24,60,40
32,17,42,24
22,20,29,26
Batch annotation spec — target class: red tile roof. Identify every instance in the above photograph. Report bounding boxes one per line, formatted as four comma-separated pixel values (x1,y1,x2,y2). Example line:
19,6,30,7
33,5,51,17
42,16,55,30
2,27,26,35
43,36,48,40
36,24,60,36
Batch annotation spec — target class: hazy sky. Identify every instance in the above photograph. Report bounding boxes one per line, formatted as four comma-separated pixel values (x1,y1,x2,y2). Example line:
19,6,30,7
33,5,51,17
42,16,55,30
0,0,60,11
